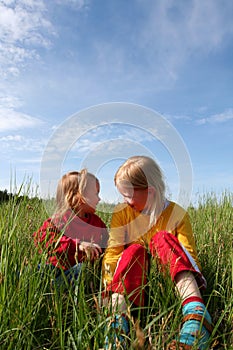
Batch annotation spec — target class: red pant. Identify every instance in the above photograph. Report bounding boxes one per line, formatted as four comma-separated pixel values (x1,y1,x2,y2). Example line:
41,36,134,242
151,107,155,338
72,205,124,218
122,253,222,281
107,231,205,307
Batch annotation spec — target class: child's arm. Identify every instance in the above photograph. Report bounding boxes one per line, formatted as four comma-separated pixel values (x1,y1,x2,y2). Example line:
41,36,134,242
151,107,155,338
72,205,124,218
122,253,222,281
34,219,82,268
79,241,102,261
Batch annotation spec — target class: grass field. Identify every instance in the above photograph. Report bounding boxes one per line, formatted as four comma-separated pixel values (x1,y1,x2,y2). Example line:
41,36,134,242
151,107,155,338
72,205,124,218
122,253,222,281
0,190,232,349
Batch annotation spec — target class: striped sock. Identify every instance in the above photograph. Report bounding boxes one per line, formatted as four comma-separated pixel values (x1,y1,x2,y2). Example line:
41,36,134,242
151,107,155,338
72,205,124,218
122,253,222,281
179,301,212,350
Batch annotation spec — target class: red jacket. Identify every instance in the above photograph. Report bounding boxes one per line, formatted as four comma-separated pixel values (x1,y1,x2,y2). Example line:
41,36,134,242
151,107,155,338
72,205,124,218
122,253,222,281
34,210,108,270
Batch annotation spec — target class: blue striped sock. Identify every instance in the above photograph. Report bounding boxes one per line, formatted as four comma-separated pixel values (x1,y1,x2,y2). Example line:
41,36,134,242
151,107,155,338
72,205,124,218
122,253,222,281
179,302,212,349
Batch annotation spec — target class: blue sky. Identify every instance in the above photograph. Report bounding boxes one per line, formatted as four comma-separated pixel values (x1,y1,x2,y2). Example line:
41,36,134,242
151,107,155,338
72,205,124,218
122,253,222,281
0,0,232,206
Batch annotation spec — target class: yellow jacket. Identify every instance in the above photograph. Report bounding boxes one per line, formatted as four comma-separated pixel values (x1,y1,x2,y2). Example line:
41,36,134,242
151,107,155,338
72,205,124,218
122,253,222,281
102,201,200,286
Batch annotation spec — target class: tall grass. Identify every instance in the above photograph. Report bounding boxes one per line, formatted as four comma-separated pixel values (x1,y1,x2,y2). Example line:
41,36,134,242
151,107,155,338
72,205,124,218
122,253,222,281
188,191,233,349
0,189,232,349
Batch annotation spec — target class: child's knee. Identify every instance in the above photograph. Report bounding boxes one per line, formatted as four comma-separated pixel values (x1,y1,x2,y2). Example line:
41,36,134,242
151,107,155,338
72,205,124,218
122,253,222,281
122,243,147,262
149,230,173,256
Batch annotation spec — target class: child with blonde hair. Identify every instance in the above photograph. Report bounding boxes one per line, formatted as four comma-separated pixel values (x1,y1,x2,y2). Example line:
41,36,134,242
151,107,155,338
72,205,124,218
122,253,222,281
34,169,108,285
102,156,212,349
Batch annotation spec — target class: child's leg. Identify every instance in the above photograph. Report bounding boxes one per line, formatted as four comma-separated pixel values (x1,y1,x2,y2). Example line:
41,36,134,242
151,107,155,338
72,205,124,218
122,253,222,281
175,270,202,301
150,231,212,350
173,271,212,349
107,243,149,307
104,244,148,349
110,292,128,313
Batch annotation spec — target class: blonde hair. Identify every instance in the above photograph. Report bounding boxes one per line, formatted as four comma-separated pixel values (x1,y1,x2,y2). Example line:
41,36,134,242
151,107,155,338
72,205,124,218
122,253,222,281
55,169,98,216
114,156,166,226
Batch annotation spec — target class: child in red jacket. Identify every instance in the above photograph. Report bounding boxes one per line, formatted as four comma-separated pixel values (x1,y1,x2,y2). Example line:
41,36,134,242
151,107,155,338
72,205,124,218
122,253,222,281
34,169,108,285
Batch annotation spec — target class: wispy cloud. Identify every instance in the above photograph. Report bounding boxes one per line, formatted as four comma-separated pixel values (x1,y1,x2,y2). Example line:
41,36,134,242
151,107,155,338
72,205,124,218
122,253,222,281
0,95,24,109
63,122,155,155
0,134,23,142
0,0,55,79
0,133,46,154
163,113,192,123
0,109,44,132
196,109,233,125
0,0,53,45
54,0,90,10
58,0,233,96
136,1,233,80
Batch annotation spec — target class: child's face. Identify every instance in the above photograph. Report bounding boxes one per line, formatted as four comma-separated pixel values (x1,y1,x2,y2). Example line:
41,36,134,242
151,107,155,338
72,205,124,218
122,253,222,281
83,177,100,213
117,183,149,212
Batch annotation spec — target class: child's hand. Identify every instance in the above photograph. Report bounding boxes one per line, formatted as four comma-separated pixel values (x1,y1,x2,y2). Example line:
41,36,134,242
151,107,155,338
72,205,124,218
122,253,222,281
79,241,102,261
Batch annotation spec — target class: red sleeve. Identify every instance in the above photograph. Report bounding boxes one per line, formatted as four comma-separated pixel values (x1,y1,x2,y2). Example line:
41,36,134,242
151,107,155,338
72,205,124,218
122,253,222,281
33,218,84,270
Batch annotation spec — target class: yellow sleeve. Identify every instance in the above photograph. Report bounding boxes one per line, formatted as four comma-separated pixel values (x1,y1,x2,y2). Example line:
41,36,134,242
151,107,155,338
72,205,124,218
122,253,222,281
102,204,126,287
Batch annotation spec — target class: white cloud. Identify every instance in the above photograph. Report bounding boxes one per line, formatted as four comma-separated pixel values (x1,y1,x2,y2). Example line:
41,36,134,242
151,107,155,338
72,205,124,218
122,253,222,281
0,109,43,131
0,1,52,44
196,109,233,125
136,0,233,78
187,1,233,50
66,1,233,95
0,44,39,78
0,133,44,151
208,109,233,123
69,123,155,154
0,95,23,109
54,0,90,10
165,113,192,122
0,0,55,79
0,134,23,141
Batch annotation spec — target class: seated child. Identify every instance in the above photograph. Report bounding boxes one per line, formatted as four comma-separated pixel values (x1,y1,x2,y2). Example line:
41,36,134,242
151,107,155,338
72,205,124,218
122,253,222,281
34,169,108,286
